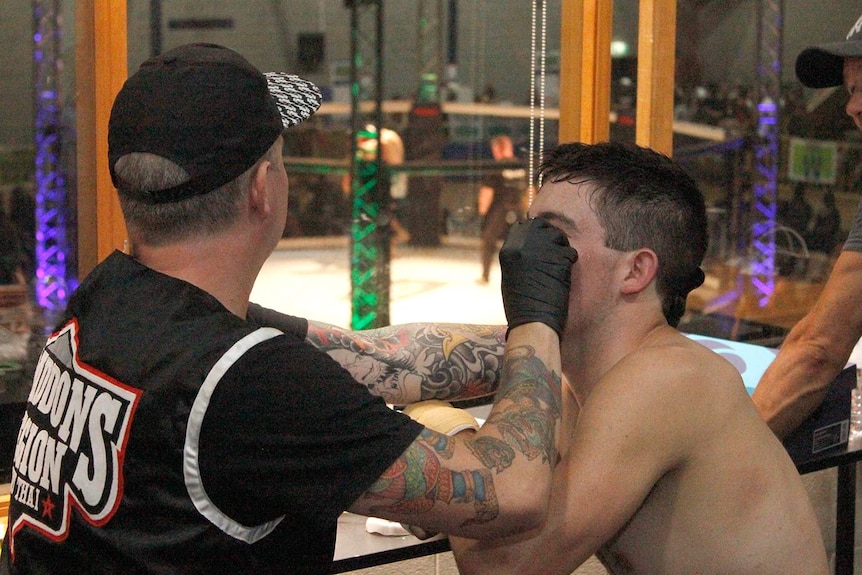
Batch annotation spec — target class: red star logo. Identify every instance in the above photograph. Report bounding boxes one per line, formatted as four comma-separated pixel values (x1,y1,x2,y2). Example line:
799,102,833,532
41,494,55,519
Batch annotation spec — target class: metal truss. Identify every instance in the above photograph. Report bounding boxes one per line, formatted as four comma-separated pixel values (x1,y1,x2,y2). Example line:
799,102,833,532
348,0,389,329
749,0,782,307
417,0,444,81
33,0,73,312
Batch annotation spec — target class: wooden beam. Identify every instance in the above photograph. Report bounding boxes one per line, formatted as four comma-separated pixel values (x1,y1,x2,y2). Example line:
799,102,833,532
559,0,613,144
636,0,677,156
75,1,128,278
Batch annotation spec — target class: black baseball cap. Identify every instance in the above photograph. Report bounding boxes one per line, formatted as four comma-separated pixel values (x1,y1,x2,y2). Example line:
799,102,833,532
108,43,322,204
796,13,862,89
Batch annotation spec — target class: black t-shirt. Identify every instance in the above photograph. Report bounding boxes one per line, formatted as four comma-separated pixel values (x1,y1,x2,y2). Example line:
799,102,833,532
198,332,424,531
482,168,527,212
3,251,423,575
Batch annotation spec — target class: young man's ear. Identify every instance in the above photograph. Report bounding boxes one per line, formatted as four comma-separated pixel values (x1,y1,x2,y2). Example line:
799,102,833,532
620,248,658,295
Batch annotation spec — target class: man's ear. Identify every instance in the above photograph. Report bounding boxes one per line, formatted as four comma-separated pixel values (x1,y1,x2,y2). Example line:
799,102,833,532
620,248,658,295
248,160,273,218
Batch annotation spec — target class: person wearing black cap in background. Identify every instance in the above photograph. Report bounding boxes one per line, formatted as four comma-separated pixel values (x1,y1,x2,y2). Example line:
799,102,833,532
450,142,829,575
753,14,862,439
0,43,577,574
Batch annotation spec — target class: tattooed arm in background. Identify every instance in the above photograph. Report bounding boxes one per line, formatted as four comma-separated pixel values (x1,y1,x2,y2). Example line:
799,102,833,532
347,323,563,539
247,302,507,404
306,320,507,405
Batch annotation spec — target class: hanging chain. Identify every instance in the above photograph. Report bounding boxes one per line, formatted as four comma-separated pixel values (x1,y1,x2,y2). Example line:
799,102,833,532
528,1,537,205
538,0,546,194
528,0,546,207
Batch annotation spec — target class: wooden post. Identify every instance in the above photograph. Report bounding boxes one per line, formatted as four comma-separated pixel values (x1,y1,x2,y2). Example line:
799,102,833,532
75,1,128,278
636,0,677,156
559,0,613,144
559,0,677,154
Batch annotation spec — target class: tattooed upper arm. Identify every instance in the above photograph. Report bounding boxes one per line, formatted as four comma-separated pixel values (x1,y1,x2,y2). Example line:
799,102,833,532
348,343,561,536
306,322,507,404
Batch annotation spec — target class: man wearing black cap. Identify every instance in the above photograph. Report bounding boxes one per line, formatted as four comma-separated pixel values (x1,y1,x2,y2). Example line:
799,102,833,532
0,44,576,574
753,14,862,438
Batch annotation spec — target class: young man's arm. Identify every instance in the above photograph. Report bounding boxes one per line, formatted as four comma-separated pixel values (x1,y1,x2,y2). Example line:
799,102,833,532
347,219,576,539
450,349,690,574
348,322,563,539
753,250,862,438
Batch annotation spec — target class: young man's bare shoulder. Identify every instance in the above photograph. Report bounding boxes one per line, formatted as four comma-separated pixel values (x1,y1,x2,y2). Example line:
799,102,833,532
606,330,741,398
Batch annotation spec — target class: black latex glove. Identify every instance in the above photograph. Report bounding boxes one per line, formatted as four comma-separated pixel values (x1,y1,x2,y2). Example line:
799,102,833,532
499,217,578,338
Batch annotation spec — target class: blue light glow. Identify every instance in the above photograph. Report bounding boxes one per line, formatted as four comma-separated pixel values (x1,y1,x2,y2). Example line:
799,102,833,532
750,96,779,307
34,0,75,311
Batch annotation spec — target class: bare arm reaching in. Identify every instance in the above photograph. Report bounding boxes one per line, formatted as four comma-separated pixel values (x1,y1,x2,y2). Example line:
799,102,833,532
753,251,862,437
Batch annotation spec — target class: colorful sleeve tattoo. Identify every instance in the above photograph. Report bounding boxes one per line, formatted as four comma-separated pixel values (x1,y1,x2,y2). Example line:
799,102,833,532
362,344,560,528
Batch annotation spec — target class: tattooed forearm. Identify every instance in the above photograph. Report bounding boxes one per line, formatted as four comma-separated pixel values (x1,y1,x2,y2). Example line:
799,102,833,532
306,322,506,403
366,428,500,527
485,344,562,465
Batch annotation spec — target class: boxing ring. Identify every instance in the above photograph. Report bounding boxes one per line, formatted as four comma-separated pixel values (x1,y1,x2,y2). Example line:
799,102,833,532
292,96,727,331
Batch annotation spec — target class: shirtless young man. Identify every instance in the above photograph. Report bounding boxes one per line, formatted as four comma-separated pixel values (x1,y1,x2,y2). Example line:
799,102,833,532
451,141,829,575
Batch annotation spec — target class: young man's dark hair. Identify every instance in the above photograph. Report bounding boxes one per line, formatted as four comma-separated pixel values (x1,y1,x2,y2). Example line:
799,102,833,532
539,141,706,326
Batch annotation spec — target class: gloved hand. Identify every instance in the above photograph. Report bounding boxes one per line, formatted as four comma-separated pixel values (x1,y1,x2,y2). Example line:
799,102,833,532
499,217,577,338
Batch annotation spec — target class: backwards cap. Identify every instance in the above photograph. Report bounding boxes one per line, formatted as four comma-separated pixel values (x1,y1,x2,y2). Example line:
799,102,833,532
796,13,862,89
108,43,322,204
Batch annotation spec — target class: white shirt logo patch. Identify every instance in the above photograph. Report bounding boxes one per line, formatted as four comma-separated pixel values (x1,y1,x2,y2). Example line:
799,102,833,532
8,319,141,556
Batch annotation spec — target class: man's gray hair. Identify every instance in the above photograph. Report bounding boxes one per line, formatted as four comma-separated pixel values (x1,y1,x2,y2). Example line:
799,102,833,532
114,144,277,246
